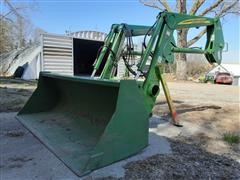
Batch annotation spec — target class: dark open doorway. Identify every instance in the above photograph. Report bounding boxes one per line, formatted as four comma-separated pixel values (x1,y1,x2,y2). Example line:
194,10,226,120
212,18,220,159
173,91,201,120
73,38,107,76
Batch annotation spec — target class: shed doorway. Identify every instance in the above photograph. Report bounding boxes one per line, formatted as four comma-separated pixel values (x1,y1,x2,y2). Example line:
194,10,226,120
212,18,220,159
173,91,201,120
73,38,107,76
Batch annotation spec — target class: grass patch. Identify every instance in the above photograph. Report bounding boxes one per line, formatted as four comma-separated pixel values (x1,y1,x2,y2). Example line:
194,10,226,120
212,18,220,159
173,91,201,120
223,132,240,144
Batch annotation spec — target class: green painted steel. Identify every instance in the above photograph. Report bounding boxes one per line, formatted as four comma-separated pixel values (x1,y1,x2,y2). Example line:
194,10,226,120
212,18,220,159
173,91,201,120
17,11,224,177
172,47,206,54
92,11,224,111
17,72,150,176
100,25,126,79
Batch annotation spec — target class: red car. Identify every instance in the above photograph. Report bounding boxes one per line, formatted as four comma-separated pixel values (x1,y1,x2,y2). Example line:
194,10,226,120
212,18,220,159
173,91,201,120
214,72,233,85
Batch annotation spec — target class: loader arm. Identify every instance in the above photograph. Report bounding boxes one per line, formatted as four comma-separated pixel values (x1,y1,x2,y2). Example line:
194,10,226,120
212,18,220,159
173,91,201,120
92,11,224,111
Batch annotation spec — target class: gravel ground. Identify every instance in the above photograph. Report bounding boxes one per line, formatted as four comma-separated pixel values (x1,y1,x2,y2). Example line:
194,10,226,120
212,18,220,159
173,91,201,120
124,138,240,180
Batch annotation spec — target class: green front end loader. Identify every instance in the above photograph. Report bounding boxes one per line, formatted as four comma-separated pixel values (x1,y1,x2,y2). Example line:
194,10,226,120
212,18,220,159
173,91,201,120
17,12,224,176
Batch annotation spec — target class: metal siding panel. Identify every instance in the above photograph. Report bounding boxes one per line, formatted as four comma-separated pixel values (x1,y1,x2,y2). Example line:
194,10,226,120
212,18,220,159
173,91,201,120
117,59,126,78
42,34,73,75
43,56,72,60
70,31,107,41
43,52,72,56
43,47,72,52
44,61,73,65
43,41,72,46
43,37,72,43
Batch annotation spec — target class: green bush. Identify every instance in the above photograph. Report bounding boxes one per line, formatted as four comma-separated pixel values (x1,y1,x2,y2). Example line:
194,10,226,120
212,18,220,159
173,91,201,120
198,75,206,83
204,75,214,83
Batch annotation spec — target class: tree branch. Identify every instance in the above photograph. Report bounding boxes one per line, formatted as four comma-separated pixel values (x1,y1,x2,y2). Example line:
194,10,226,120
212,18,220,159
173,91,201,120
139,0,164,10
189,0,206,15
158,0,172,11
4,0,24,18
199,0,224,16
139,0,172,11
216,0,239,17
188,0,239,46
187,28,206,47
227,11,240,15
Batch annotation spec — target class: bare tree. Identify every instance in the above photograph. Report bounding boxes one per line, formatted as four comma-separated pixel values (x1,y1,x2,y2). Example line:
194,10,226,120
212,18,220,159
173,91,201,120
140,0,239,80
0,0,39,53
0,19,14,53
33,27,46,43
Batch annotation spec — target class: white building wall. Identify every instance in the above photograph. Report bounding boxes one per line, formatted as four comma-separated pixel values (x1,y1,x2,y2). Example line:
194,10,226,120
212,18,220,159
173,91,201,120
42,34,73,76
117,59,126,78
22,54,41,80
232,77,240,86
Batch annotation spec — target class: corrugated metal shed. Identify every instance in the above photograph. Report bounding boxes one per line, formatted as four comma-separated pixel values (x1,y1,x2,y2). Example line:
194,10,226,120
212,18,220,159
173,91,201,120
69,31,107,41
117,59,126,78
42,34,73,76
41,31,137,79
41,32,108,76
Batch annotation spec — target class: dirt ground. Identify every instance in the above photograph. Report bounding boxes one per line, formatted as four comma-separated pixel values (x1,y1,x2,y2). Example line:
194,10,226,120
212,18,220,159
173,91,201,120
154,81,240,157
0,78,36,113
0,77,239,179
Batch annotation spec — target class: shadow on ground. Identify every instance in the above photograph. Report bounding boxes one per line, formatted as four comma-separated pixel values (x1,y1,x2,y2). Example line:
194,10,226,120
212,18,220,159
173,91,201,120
155,100,221,114
177,105,221,114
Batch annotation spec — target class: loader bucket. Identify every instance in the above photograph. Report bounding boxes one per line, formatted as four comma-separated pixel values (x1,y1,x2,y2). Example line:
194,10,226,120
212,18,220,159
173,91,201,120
17,72,150,176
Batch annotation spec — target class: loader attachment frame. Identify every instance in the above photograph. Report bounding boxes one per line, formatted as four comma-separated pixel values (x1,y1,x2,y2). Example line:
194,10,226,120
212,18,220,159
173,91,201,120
17,11,224,176
92,11,224,112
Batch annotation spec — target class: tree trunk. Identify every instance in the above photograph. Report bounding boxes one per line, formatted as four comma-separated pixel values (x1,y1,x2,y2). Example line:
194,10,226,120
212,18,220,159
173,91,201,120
17,17,25,49
176,29,188,80
176,0,188,80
